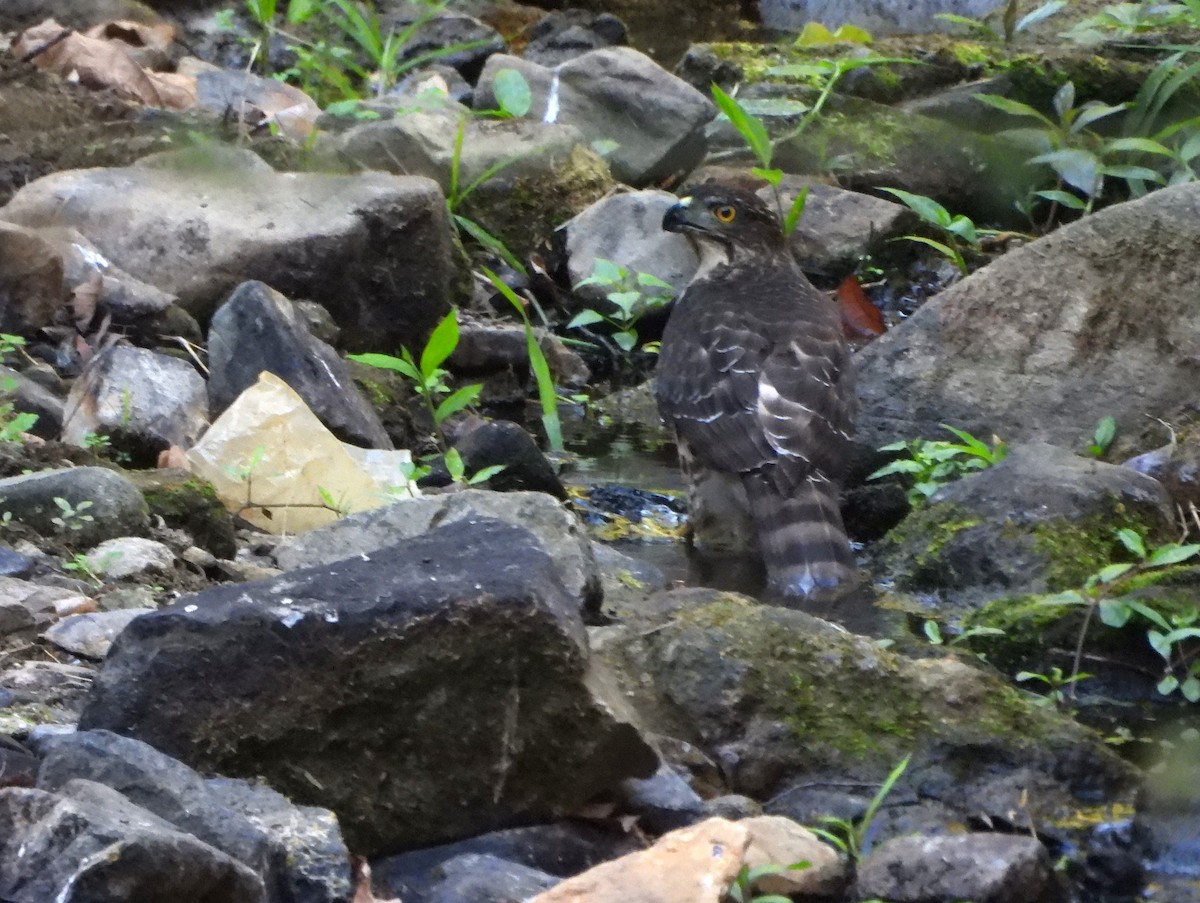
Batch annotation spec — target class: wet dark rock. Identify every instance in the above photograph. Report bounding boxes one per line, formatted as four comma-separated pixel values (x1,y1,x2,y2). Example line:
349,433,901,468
854,832,1063,903
370,821,643,902
450,419,567,499
0,780,265,903
421,853,558,903
474,48,714,187
674,44,744,93
0,221,63,335
0,364,63,440
179,57,319,137
856,182,1200,451
272,490,600,615
386,6,506,83
208,281,391,450
0,466,149,545
61,345,208,465
1,147,460,353
0,744,38,789
80,518,655,853
523,10,629,66
874,442,1175,612
615,761,706,833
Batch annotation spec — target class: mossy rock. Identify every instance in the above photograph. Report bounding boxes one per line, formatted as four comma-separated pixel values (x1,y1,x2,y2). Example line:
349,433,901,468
597,588,1137,802
128,469,236,559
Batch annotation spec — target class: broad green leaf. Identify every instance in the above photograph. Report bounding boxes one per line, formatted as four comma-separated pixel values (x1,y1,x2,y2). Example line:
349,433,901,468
590,258,625,285
1035,189,1087,209
924,620,944,644
606,290,642,315
1017,0,1067,31
467,463,507,485
1092,414,1116,451
795,21,836,46
946,215,979,244
287,0,316,23
878,187,950,226
1183,675,1200,702
420,309,460,378
1016,671,1047,684
1158,674,1180,695
493,68,532,118
567,309,605,329
1101,164,1165,183
1116,528,1147,559
1123,599,1173,632
833,24,873,43
765,62,834,80
1105,136,1176,156
1053,81,1076,120
1029,148,1101,196
1179,130,1200,163
976,93,1056,127
1148,543,1200,566
1099,598,1133,628
433,384,482,423
866,459,924,479
348,352,422,382
591,139,619,156
711,83,772,168
1094,562,1134,584
1069,101,1128,133
636,272,674,291
738,98,811,117
444,447,465,482
613,331,637,352
752,166,783,186
897,235,966,271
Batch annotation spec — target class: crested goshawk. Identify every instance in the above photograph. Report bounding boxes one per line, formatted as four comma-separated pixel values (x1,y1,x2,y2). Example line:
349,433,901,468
654,182,855,597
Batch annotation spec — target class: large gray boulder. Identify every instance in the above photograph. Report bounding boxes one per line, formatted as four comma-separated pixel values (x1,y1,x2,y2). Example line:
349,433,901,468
80,518,655,854
0,146,460,352
0,466,149,545
855,182,1200,452
207,281,391,449
474,48,714,187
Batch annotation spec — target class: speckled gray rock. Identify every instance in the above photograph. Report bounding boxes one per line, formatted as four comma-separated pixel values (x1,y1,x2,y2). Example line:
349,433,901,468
0,466,149,545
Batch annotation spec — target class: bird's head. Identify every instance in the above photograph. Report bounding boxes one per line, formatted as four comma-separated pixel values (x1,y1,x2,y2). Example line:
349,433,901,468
662,183,787,261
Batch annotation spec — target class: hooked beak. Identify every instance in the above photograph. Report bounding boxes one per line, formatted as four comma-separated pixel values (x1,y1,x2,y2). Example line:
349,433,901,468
662,198,693,234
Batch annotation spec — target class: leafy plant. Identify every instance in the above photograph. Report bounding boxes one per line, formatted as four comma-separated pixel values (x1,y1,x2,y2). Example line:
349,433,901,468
482,267,564,453
349,309,482,454
877,188,1000,274
1016,665,1093,708
810,754,911,861
50,498,94,533
978,82,1171,224
923,619,1005,647
0,334,38,443
937,0,1066,43
727,861,811,903
1118,51,1200,197
1061,1,1200,43
567,258,676,355
868,425,1008,507
443,447,505,486
793,22,872,46
1087,415,1117,458
1042,528,1200,701
63,552,104,588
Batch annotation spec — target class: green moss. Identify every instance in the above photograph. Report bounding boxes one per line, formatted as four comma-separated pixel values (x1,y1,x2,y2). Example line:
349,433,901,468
1031,504,1164,591
357,378,395,408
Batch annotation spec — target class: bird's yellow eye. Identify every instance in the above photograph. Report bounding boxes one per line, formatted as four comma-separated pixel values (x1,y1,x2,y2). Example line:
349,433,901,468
713,204,737,223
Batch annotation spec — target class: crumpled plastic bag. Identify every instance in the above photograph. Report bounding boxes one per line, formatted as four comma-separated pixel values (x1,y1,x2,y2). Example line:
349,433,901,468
187,371,419,534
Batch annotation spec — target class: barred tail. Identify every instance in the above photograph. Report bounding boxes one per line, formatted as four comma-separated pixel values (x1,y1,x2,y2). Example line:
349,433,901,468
743,471,855,597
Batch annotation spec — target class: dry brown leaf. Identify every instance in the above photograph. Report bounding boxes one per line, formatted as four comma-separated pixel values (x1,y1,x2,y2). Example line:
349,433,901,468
84,20,175,55
13,18,195,111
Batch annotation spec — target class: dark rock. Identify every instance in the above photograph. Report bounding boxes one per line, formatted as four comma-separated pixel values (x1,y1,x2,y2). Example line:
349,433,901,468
855,832,1063,903
474,49,714,187
855,181,1200,452
370,821,643,902
207,281,391,449
615,761,706,833
0,548,35,578
0,743,38,789
1,147,461,353
0,780,265,903
272,490,600,616
179,57,319,139
79,518,655,853
674,44,743,93
387,6,505,83
61,345,208,464
0,466,149,545
451,420,566,499
423,853,558,903
523,10,629,66
874,442,1174,612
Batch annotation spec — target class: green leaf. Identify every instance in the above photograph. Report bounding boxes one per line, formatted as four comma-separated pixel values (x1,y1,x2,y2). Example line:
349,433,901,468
590,139,619,156
832,24,872,43
1016,0,1067,31
877,187,950,226
1183,675,1200,702
1105,136,1176,156
896,235,966,272
1069,101,1129,133
287,0,316,23
1100,164,1165,183
1091,415,1116,453
1157,674,1180,695
444,447,465,482
493,68,532,118
866,459,924,480
711,83,773,168
1099,598,1133,628
636,272,675,291
1016,671,1048,684
1030,148,1102,196
612,331,637,352
1116,528,1147,559
567,309,605,329
1148,543,1200,567
752,166,783,186
348,352,421,382
1123,599,1173,632
420,309,460,379
783,186,809,236
1035,188,1087,209
765,62,834,80
606,290,642,315
1052,81,1076,120
795,21,836,46
433,384,482,424
975,93,1056,127
467,463,507,485
452,215,526,275
924,620,944,644
1094,562,1135,584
